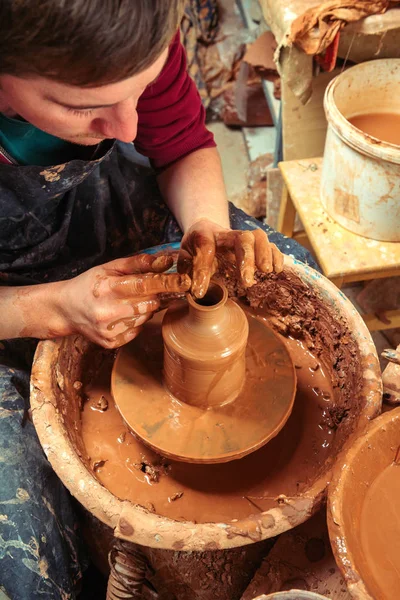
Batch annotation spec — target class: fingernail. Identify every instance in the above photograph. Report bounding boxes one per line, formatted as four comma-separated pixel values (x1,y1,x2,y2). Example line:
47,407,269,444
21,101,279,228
243,269,256,288
192,271,209,298
261,260,273,273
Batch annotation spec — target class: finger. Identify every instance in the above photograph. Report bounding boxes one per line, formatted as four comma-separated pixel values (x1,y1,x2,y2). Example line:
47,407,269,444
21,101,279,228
177,248,193,276
253,229,273,273
190,231,216,299
104,326,144,350
119,296,160,316
235,231,256,288
271,243,284,273
215,231,236,251
111,273,191,297
106,313,151,334
106,253,174,275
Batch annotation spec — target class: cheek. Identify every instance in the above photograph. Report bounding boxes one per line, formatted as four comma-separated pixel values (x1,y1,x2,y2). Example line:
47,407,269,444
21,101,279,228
4,94,84,135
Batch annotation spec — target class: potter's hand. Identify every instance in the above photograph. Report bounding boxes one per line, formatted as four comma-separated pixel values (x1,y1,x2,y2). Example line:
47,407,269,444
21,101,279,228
59,254,191,349
178,219,284,298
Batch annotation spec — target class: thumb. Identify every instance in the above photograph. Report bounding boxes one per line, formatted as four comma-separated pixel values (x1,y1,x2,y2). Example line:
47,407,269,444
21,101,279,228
111,272,191,297
106,253,174,275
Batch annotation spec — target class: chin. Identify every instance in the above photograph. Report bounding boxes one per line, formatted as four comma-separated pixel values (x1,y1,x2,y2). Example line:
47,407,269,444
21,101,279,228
68,137,108,145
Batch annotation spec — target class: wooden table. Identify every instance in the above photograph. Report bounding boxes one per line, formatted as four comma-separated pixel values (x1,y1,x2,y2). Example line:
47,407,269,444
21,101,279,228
278,157,400,332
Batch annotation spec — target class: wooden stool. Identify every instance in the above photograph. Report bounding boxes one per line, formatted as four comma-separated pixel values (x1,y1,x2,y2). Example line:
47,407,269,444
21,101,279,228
277,158,400,332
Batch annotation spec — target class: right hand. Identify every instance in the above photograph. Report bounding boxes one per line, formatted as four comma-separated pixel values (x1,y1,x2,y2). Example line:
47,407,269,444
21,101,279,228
58,253,191,348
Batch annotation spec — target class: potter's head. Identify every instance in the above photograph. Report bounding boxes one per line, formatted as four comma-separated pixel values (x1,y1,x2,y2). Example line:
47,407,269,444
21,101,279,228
0,0,184,144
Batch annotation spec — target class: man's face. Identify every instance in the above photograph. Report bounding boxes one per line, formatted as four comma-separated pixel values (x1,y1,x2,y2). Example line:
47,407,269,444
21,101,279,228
0,49,168,145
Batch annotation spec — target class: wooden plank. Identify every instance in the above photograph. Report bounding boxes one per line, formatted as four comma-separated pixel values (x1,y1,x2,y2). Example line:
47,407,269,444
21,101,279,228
281,70,340,161
277,187,296,237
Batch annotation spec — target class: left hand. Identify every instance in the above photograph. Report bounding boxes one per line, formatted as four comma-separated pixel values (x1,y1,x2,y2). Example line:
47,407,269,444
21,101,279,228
178,218,284,298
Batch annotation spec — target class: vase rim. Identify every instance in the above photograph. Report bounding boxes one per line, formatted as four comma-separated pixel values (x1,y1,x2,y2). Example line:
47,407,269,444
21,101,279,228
187,281,228,312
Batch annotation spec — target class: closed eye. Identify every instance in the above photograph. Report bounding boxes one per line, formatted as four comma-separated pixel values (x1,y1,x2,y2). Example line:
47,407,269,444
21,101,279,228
67,107,94,118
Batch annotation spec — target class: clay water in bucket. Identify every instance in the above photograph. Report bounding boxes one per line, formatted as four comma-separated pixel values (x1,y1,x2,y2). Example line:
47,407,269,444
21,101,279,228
321,59,400,242
328,407,400,600
111,281,296,463
30,249,382,599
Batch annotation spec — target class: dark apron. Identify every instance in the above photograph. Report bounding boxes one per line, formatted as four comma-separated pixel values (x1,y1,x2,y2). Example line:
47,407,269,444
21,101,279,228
0,141,182,286
0,139,317,286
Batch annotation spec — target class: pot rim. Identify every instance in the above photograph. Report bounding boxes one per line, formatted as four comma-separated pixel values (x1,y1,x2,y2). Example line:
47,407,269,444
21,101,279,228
327,407,400,600
324,59,400,164
30,254,382,551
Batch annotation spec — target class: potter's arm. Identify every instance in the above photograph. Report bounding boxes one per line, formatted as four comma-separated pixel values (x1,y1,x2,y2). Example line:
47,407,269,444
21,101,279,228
0,254,190,347
158,147,230,231
158,146,284,298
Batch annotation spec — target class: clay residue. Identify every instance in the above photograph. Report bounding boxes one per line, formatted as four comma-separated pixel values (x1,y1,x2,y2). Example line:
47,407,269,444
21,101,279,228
39,164,66,182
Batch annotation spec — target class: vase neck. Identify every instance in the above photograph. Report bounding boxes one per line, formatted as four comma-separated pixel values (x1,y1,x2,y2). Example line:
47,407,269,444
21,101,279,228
187,282,228,325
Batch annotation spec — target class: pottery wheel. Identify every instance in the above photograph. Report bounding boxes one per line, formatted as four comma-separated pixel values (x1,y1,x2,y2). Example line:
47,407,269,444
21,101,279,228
112,309,296,464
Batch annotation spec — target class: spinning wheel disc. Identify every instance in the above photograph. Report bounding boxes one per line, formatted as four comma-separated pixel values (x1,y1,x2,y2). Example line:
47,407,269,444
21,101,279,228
111,307,297,464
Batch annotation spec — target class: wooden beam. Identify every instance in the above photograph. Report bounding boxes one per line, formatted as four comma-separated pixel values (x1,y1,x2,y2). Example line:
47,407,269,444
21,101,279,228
277,187,296,237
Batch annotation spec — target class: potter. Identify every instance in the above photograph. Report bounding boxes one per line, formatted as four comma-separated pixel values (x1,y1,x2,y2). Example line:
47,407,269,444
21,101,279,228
0,1,318,597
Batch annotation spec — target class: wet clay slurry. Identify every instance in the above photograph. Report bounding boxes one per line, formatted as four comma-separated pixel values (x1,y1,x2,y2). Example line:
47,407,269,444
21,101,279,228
359,462,400,599
82,311,335,524
348,113,400,146
111,300,296,464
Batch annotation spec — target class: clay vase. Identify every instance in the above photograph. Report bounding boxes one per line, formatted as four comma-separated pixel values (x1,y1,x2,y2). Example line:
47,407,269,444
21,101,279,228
162,281,249,408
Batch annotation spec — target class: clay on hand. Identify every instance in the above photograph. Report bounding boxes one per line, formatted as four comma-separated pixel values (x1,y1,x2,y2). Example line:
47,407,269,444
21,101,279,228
59,253,191,349
178,219,284,298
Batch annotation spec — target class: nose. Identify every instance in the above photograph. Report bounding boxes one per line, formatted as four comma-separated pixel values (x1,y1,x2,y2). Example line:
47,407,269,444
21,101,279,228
92,99,138,142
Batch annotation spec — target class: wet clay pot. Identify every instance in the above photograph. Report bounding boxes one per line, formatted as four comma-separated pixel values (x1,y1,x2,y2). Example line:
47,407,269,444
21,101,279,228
253,593,329,600
30,251,382,599
162,282,248,408
328,407,400,600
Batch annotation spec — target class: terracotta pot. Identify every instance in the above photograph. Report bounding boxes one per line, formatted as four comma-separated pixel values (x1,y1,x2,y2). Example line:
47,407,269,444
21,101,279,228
328,407,400,600
253,593,329,600
30,251,382,553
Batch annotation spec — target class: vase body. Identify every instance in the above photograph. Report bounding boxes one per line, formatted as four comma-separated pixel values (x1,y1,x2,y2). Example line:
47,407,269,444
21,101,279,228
162,282,249,408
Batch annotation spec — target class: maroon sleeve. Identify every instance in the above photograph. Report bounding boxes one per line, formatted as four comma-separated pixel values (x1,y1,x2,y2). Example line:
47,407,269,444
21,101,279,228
135,32,216,170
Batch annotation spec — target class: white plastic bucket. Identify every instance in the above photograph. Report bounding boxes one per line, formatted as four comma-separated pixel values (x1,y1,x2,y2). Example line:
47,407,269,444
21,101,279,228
321,59,400,242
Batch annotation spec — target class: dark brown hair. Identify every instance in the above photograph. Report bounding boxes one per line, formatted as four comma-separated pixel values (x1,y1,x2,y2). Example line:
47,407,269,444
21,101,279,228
0,0,184,86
